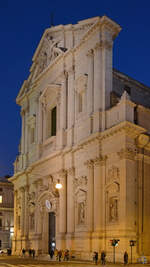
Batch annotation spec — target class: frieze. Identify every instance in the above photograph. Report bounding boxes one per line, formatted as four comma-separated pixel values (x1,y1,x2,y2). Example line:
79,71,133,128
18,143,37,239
117,147,137,160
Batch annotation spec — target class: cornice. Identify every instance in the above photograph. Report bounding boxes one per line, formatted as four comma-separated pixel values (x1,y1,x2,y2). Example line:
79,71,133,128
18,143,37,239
137,105,150,115
100,121,146,140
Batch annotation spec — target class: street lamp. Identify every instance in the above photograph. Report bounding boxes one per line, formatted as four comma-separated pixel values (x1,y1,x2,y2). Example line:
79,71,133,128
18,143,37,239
55,179,62,189
129,240,136,263
110,239,120,263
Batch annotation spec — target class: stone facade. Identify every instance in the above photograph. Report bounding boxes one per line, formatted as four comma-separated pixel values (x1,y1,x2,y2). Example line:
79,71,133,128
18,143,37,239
10,16,150,262
0,177,14,249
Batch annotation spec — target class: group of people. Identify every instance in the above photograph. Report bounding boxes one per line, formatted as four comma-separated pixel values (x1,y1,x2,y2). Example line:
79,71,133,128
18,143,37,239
22,248,35,258
49,248,70,261
93,251,129,265
93,251,106,265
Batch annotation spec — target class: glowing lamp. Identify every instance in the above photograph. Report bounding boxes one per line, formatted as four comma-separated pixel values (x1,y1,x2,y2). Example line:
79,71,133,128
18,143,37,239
55,179,62,189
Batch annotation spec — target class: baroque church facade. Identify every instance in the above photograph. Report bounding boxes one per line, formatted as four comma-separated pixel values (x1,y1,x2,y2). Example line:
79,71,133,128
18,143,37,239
10,16,150,261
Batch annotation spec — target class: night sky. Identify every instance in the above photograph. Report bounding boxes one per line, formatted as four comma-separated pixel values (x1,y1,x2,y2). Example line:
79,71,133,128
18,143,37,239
0,0,150,177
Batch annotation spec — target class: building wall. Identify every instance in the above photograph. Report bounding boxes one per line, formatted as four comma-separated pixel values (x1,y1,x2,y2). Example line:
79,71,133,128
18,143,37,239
10,16,150,262
0,180,14,249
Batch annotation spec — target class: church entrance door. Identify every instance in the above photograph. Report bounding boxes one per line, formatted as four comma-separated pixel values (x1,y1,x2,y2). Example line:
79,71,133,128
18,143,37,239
49,212,56,252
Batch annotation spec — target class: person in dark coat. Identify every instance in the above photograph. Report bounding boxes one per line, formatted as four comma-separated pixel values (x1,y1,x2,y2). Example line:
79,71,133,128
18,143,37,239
32,249,35,258
50,249,54,259
124,251,128,264
58,250,62,262
93,251,98,264
101,251,106,265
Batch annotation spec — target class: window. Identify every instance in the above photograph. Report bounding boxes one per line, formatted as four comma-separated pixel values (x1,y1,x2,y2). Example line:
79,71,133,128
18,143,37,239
0,196,2,204
51,106,57,136
47,106,57,138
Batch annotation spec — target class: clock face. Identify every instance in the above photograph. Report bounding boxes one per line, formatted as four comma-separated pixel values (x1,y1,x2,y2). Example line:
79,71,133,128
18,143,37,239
45,200,51,210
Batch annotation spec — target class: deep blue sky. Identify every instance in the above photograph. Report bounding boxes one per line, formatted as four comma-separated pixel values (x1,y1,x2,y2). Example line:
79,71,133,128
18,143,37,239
0,0,150,176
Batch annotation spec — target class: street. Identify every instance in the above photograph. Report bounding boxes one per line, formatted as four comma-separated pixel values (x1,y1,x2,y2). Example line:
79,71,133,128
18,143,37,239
0,256,149,267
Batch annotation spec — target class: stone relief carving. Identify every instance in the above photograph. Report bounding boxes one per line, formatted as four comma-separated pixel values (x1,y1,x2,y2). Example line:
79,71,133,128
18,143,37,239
106,180,120,224
107,166,120,184
35,35,67,78
74,176,87,225
36,176,59,214
78,202,85,224
109,197,118,222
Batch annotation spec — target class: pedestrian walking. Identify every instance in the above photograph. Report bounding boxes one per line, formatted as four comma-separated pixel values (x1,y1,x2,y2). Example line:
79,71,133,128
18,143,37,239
93,251,98,265
32,249,35,258
28,248,32,257
58,250,62,262
49,249,54,259
101,250,106,265
124,251,128,264
22,248,26,258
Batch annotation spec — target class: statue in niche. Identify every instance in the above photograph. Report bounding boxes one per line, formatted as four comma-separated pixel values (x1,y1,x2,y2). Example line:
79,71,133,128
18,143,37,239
78,202,85,224
109,198,118,222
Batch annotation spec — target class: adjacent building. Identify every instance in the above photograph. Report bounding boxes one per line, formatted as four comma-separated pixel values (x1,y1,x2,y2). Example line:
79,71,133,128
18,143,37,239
10,16,150,262
0,177,14,250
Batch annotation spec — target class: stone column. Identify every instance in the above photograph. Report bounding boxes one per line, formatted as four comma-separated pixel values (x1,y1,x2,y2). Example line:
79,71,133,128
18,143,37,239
24,185,29,237
24,111,28,154
93,158,101,231
21,110,25,154
20,187,25,237
42,103,46,141
59,170,67,234
94,43,102,113
85,160,94,231
38,99,43,144
60,74,67,130
14,190,17,237
56,93,61,132
67,167,75,233
87,49,94,115
68,67,75,128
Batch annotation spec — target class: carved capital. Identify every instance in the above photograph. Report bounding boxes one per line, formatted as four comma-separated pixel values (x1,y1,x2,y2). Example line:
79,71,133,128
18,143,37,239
94,40,113,51
84,159,94,168
57,169,67,178
67,167,75,176
86,49,94,57
94,155,107,166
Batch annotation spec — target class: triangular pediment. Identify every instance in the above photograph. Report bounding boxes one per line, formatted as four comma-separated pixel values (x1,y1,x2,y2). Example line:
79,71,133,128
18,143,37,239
30,27,68,81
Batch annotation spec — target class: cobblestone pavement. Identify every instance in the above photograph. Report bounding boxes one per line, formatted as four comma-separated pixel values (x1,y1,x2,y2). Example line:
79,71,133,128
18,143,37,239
0,256,149,267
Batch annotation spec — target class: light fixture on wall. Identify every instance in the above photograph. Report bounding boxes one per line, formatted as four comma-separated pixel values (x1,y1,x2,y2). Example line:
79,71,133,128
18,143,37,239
55,179,62,189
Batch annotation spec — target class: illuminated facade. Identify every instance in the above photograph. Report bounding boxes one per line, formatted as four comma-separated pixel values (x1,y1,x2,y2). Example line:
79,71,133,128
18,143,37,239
0,177,14,249
10,16,150,262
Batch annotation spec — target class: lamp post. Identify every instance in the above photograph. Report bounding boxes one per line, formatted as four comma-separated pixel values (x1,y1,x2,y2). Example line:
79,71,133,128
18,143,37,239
110,239,120,263
129,240,136,263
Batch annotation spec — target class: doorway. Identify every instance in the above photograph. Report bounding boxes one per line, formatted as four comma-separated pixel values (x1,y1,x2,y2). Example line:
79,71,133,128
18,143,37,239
48,212,56,253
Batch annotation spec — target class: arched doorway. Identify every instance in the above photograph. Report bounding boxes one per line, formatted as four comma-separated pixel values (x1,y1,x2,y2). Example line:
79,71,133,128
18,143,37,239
49,212,56,252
